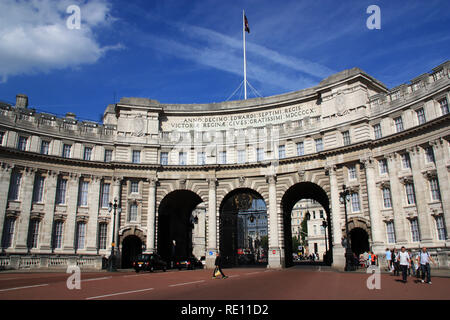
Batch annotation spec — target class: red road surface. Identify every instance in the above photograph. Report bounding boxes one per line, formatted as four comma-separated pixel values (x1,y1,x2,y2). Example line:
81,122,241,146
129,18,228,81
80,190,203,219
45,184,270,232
0,266,449,300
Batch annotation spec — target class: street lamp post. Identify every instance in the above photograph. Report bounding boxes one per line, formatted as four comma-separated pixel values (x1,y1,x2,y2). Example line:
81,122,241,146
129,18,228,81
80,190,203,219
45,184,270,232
322,219,328,264
339,184,354,271
108,198,122,272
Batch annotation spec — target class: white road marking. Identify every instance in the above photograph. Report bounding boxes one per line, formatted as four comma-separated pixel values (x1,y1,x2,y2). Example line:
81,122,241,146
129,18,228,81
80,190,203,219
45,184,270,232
228,275,240,278
86,288,154,300
245,272,260,275
169,280,205,287
123,274,142,278
0,278,20,281
81,276,112,282
0,284,48,292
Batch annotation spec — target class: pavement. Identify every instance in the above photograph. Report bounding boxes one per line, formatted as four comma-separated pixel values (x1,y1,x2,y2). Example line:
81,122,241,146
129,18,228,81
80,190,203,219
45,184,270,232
0,265,449,300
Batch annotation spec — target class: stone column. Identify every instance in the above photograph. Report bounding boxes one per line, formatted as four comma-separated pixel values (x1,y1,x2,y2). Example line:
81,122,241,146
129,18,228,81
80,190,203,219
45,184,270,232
386,153,408,245
145,177,157,253
267,174,282,268
86,175,101,252
409,146,433,246
362,157,385,253
0,163,13,244
63,173,79,252
327,165,345,269
14,167,36,252
206,178,217,269
39,170,58,252
430,138,450,245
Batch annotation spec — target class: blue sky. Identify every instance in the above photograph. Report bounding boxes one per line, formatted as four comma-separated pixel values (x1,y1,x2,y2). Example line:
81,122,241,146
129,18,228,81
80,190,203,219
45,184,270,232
0,0,449,121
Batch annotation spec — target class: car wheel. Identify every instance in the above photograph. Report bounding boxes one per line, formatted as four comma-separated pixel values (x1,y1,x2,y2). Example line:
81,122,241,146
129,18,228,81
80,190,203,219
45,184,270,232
135,269,140,273
163,266,167,272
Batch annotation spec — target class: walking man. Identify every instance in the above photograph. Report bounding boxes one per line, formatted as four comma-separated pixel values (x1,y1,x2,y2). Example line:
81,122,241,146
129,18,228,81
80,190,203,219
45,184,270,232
418,247,435,284
212,252,228,279
385,248,392,271
398,246,410,283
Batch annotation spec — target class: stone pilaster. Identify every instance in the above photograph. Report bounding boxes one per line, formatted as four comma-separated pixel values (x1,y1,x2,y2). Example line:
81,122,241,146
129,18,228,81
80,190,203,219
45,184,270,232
361,157,385,253
206,177,217,269
430,138,450,245
39,170,58,252
327,164,345,269
0,163,13,244
386,153,408,245
145,177,157,253
409,146,433,246
86,175,101,252
63,173,79,252
267,174,282,268
14,167,36,252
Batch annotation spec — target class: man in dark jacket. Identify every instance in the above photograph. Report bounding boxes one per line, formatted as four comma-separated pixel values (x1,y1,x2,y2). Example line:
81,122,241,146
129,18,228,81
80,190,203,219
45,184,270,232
213,253,228,279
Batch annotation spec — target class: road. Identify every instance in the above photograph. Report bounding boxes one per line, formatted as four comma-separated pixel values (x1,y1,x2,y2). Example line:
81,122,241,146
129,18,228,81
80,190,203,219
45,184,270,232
0,266,449,300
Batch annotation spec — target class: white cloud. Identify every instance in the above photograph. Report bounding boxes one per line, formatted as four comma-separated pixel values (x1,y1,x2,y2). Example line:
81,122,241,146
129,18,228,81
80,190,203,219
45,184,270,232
0,0,121,82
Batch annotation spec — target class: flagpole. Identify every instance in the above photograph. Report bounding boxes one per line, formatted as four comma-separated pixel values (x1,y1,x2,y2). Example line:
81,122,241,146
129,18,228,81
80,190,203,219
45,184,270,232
243,9,247,100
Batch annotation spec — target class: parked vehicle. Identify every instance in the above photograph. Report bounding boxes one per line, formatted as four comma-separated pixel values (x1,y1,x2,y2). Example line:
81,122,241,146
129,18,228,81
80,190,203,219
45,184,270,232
176,256,203,270
132,253,167,273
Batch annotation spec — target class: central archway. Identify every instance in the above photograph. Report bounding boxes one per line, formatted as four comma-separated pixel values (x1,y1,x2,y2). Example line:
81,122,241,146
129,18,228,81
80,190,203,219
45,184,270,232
157,190,203,265
281,182,332,267
219,188,268,268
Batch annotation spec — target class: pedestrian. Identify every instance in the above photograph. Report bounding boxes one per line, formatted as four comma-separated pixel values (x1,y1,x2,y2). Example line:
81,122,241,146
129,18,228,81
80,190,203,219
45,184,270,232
363,251,369,268
418,247,435,284
370,251,376,267
414,251,421,279
385,248,392,271
407,250,414,277
212,252,228,279
397,246,410,283
367,251,372,267
392,249,400,276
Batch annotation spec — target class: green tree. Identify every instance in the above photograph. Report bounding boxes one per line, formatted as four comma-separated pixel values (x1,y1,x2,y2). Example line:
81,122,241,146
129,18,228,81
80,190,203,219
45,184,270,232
292,236,301,253
300,217,308,246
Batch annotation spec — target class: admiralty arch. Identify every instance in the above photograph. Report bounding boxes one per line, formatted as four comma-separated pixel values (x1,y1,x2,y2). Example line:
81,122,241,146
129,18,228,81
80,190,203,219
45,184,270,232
0,61,449,271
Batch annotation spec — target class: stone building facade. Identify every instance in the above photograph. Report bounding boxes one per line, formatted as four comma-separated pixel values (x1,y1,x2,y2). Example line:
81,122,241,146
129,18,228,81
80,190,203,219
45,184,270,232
0,61,449,270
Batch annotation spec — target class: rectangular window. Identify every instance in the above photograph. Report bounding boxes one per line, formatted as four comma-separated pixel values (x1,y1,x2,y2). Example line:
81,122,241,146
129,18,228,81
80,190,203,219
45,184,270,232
33,175,45,203
219,151,227,164
382,187,392,208
1,218,15,248
17,136,28,151
160,152,168,165
278,145,286,159
83,147,92,161
98,223,108,250
62,144,71,158
405,182,416,205
429,178,441,201
129,203,138,222
256,148,264,161
178,151,187,165
379,159,388,175
132,150,140,164
373,124,382,139
394,117,404,132
29,219,40,248
348,165,357,180
351,192,360,212
8,172,22,201
197,152,205,165
76,222,86,250
78,180,89,206
386,221,396,244
237,150,246,164
343,131,351,146
40,141,50,155
0,131,4,145
416,108,426,125
315,138,323,152
319,210,324,219
401,153,411,169
53,221,63,249
101,183,110,208
439,98,449,115
130,181,139,193
410,218,420,242
55,178,67,205
425,146,435,163
296,142,304,156
436,216,446,241
104,149,112,162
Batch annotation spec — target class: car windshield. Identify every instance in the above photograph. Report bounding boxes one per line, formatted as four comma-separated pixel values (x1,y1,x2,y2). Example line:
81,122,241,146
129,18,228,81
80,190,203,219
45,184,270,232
136,254,150,261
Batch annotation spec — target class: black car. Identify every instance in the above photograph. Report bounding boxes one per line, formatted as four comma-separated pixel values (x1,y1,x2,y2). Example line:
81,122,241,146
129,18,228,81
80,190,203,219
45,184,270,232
132,253,167,273
176,256,203,270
